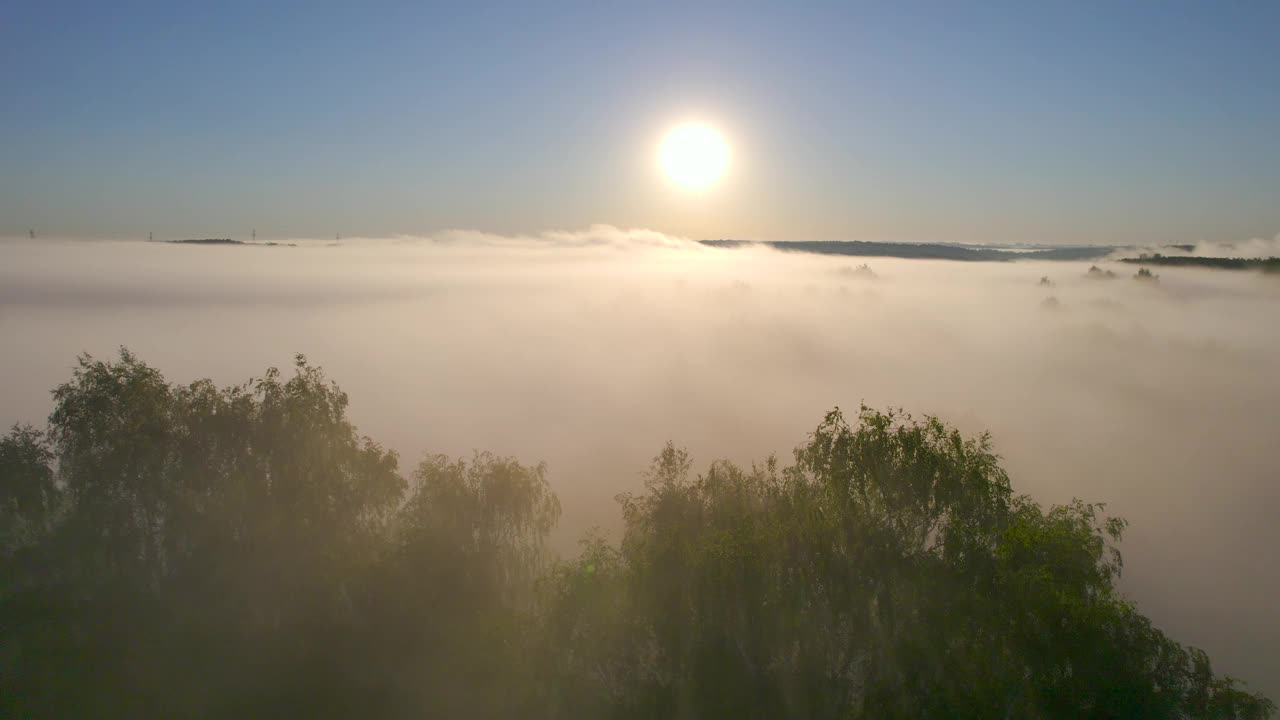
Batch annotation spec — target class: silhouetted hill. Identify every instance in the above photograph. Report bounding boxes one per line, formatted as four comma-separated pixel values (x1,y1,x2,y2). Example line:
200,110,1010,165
1119,254,1280,272
702,240,1117,262
166,238,298,247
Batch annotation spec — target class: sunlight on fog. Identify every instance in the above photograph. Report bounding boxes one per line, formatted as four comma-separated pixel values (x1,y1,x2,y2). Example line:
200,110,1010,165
2,229,1278,696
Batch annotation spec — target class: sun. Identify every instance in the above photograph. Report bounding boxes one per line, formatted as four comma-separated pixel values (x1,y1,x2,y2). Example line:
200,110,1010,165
659,123,730,190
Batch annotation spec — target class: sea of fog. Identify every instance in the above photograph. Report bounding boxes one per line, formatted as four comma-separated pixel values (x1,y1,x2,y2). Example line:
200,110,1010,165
3,228,1278,696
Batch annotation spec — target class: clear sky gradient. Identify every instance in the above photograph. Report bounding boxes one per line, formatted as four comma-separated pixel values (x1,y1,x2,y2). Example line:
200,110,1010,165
3,1,1278,244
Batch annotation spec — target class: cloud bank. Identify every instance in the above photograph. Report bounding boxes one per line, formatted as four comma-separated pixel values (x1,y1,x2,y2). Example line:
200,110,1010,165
2,228,1278,696
1195,233,1280,259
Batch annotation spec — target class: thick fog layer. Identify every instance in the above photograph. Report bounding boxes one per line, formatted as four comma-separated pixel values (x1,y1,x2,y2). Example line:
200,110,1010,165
1195,233,1280,258
2,229,1278,696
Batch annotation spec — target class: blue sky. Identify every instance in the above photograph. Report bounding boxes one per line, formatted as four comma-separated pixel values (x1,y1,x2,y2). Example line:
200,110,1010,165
2,0,1278,244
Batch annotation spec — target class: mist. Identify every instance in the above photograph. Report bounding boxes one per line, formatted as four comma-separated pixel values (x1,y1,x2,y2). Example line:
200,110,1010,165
2,228,1278,697
1195,233,1280,259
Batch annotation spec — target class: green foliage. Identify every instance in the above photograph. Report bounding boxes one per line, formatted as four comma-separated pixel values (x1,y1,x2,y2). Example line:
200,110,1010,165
545,407,1272,719
0,352,1271,719
0,423,58,554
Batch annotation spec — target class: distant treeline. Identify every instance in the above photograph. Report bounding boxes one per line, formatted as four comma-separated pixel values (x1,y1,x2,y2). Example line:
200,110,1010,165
702,240,1117,262
1,352,1273,719
167,238,297,247
1119,253,1280,272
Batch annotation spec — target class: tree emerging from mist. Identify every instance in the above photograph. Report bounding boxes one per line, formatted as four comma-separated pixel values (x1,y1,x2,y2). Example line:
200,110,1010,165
0,352,1272,719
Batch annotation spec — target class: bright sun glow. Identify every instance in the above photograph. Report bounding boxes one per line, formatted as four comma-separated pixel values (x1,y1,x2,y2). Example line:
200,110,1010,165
659,123,730,190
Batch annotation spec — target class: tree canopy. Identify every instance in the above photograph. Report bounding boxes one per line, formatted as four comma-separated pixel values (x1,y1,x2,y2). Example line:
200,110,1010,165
1,351,1271,719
